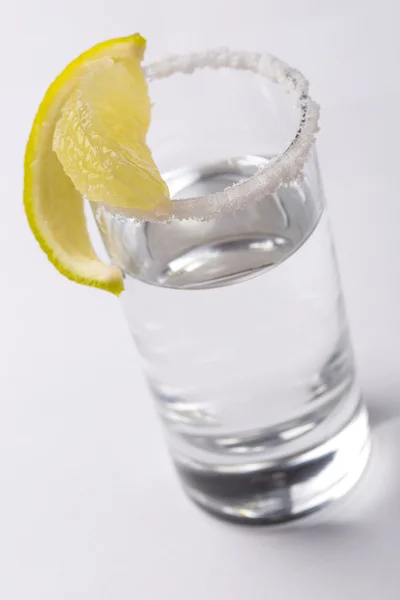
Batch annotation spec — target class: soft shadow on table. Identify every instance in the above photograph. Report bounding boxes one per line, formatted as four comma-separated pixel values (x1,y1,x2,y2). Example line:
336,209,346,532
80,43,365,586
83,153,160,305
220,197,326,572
365,391,400,429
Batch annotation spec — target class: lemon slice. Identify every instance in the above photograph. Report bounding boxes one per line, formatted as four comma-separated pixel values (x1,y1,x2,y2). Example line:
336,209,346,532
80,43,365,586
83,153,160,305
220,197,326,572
24,34,168,295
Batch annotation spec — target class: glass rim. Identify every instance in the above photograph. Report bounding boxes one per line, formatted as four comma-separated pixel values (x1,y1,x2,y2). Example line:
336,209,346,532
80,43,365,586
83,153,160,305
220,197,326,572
108,48,320,223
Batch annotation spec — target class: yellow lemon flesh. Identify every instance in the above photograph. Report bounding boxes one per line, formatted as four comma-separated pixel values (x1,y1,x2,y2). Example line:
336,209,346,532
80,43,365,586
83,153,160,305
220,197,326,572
24,34,170,295
53,57,170,214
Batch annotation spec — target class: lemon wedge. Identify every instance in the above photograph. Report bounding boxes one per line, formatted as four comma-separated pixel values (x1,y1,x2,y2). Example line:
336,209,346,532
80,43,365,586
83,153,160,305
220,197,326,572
24,34,169,295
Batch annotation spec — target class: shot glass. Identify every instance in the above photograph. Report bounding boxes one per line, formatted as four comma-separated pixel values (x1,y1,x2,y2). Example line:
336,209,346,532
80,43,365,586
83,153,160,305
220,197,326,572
93,48,371,524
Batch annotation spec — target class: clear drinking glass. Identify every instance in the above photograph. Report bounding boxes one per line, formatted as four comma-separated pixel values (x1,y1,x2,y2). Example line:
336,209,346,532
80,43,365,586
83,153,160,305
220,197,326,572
92,49,371,524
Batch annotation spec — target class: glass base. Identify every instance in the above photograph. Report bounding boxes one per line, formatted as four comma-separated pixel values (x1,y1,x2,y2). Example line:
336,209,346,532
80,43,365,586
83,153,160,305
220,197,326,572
175,399,371,525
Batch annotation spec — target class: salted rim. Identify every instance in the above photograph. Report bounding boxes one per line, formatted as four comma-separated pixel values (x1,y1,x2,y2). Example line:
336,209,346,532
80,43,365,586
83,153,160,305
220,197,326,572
106,48,320,222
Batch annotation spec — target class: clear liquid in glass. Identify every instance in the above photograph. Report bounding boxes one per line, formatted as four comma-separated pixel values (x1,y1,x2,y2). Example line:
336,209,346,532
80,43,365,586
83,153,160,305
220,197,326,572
94,156,370,523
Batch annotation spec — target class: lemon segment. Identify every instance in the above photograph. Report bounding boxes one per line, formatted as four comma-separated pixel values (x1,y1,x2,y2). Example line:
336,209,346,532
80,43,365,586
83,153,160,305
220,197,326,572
53,57,170,215
24,34,168,295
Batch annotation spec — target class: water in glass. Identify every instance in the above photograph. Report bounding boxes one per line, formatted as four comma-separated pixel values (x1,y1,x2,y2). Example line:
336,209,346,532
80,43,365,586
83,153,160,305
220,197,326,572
94,155,370,523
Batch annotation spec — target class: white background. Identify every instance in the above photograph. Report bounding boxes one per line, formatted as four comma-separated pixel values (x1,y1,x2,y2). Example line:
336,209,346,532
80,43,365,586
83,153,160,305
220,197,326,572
1,0,400,598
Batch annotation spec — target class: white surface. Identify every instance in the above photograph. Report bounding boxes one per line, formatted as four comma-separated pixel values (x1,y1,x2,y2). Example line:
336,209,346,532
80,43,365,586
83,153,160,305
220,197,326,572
1,1,399,598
